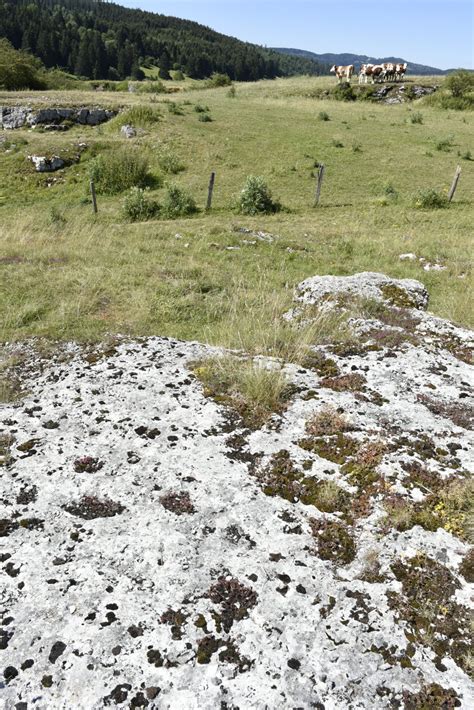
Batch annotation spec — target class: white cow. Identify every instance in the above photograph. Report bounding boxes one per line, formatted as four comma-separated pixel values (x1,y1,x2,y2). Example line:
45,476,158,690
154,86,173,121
330,65,354,83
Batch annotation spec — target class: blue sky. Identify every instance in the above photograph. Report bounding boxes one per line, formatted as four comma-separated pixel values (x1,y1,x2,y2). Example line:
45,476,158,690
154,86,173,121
120,1,473,70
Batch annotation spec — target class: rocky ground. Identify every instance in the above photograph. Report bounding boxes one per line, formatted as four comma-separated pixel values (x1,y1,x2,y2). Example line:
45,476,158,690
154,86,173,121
1,273,473,709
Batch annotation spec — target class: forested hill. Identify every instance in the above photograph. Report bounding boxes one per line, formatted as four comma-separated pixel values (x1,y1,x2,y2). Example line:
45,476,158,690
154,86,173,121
0,0,329,81
273,48,446,76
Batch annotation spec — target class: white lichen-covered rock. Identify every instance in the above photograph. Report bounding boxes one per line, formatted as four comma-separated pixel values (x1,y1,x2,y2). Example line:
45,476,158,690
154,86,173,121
28,155,65,172
0,105,116,129
0,106,30,129
294,272,429,310
121,124,136,138
1,310,473,709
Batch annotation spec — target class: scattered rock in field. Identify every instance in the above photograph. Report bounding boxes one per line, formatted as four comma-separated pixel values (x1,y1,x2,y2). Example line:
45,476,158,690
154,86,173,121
399,253,447,272
28,155,65,172
232,226,277,242
121,124,136,138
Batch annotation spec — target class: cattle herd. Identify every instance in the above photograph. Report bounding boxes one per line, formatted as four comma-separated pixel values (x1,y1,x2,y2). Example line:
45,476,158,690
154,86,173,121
330,62,408,84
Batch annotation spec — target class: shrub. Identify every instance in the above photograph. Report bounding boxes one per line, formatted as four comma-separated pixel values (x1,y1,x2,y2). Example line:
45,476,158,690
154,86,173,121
445,70,474,98
137,80,167,94
89,149,151,194
413,188,448,209
318,111,330,121
332,83,356,101
207,72,232,88
122,187,160,221
173,70,185,81
116,105,162,127
352,141,362,152
194,104,209,113
410,111,424,124
0,38,46,90
237,175,281,215
161,184,197,219
198,113,212,122
167,101,184,115
157,150,185,174
461,149,472,160
227,86,236,98
331,138,344,148
435,135,454,151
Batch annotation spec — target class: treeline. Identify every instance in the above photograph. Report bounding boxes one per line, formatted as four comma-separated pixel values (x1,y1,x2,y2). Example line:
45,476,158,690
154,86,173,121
0,0,329,81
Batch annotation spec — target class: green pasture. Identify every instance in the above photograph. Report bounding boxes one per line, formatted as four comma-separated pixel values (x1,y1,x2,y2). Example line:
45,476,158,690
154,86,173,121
0,75,472,345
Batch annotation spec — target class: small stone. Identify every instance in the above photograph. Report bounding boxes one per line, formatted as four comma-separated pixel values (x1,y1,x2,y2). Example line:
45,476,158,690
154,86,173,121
287,658,301,670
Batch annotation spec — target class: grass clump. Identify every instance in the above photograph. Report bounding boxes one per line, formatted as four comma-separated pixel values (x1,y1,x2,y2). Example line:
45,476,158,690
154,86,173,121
413,188,448,209
409,111,424,124
194,104,209,113
89,148,151,194
318,111,330,121
192,355,291,429
122,187,160,222
116,105,162,127
236,175,281,215
331,138,344,148
435,135,454,152
161,184,197,219
384,478,473,540
305,406,352,437
198,113,213,122
157,149,185,174
310,518,356,564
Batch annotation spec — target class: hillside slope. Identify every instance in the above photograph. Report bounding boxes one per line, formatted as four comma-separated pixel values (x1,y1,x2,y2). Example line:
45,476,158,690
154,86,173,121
0,0,328,80
273,47,447,75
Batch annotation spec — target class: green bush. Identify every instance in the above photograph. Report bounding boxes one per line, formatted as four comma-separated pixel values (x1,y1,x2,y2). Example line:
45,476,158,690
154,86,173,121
88,149,152,194
435,135,454,152
173,70,185,81
122,187,160,221
460,149,472,161
413,188,448,209
194,104,209,113
137,80,167,94
161,184,197,219
198,113,213,122
227,86,236,98
445,70,474,98
167,102,184,115
207,72,232,88
332,83,356,101
237,176,281,215
157,150,185,174
318,111,330,121
0,38,46,90
116,105,162,127
331,138,344,148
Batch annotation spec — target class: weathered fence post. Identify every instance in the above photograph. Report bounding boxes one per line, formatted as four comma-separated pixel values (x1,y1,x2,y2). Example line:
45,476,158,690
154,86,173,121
314,163,325,206
90,179,98,214
206,171,216,211
447,165,461,203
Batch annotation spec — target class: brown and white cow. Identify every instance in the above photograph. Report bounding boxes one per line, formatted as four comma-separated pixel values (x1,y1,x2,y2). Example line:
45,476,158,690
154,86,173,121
382,62,396,81
358,64,373,83
395,62,408,80
330,65,354,83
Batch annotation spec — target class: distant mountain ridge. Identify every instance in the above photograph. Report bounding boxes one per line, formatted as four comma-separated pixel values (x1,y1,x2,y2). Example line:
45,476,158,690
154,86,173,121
272,48,449,75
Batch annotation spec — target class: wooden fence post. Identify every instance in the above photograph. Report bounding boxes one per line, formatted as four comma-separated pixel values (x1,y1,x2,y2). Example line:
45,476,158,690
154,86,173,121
90,179,98,214
314,163,325,206
447,165,461,203
206,171,216,211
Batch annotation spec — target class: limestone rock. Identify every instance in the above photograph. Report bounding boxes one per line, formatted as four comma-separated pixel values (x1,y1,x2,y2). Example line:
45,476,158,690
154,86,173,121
0,106,30,129
293,272,429,310
28,155,65,172
121,124,136,138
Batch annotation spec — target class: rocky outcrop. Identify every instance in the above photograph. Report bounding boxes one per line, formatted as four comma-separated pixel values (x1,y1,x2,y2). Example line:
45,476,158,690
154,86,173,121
372,83,438,104
0,106,116,130
28,155,65,172
1,273,472,709
120,124,136,138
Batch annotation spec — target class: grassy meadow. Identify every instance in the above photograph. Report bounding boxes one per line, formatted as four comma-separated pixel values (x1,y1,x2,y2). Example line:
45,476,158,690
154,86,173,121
0,75,473,349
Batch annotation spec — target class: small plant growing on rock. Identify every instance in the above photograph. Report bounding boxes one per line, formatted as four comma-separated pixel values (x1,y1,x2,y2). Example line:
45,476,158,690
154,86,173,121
320,373,366,392
305,406,352,437
236,175,281,215
73,456,104,473
159,491,195,515
63,496,125,519
310,518,356,564
207,576,257,631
